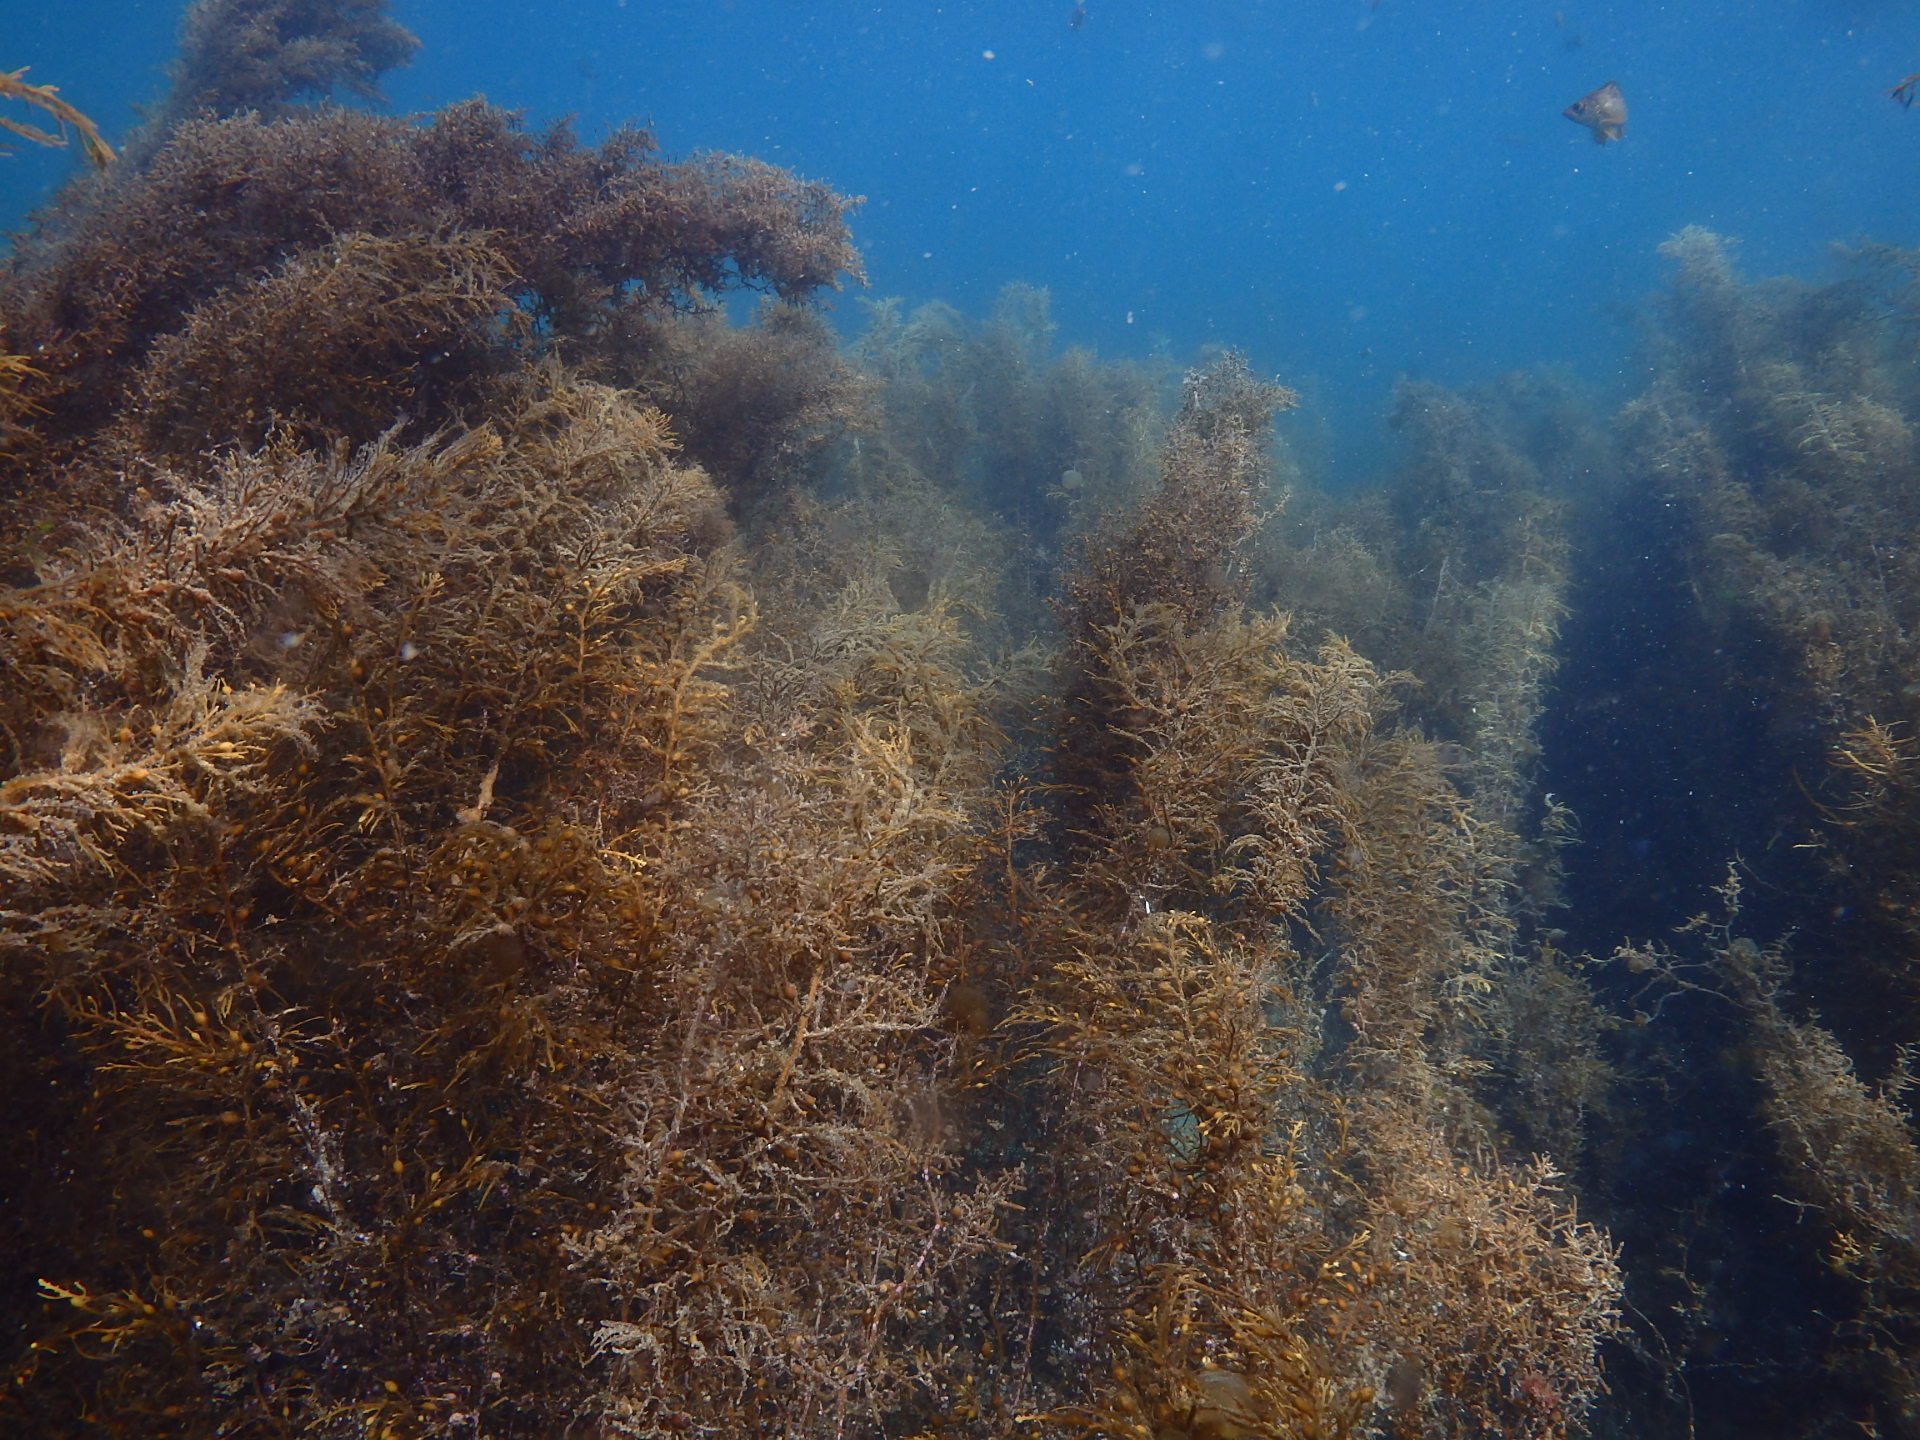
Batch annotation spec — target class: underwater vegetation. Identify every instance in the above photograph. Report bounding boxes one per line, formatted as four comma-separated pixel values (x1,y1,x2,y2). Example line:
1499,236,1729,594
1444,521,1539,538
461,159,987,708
1251,219,1920,1436
0,5,1625,1433
0,69,109,440
1561,224,1920,1439
0,69,114,171
164,0,422,119
7,3,1920,1439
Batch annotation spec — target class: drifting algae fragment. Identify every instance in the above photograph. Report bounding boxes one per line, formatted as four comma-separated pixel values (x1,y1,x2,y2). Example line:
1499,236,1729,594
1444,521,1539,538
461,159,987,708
0,67,113,168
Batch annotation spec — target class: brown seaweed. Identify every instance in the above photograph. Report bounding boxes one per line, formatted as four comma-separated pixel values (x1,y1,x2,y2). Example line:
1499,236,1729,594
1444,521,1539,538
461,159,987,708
0,13,1640,1439
0,68,113,169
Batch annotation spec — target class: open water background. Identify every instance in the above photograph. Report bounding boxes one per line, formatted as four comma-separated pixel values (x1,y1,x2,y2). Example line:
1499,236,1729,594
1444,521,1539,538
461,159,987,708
6,1,1920,476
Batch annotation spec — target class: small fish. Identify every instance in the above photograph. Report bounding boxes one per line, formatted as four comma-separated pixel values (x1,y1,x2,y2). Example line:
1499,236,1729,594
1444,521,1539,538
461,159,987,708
1892,73,1920,110
1069,2,1088,30
1563,80,1626,144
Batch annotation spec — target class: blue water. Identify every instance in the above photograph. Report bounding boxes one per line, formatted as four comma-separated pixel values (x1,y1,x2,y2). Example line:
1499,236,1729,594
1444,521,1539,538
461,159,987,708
5,1,1920,474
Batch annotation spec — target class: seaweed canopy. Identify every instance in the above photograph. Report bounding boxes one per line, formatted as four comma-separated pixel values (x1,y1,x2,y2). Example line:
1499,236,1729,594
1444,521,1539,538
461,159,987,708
0,67,112,169
0,98,864,491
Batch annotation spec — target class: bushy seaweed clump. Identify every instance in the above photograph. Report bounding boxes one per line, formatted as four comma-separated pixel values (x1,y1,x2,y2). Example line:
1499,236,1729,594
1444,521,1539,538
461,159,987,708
2,380,736,1432
0,8,875,1432
854,283,1168,543
166,0,421,121
981,359,1619,1440
0,95,863,507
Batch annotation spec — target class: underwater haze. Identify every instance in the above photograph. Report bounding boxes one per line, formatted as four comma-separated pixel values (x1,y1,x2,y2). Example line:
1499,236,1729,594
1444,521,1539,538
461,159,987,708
7,1,1920,471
